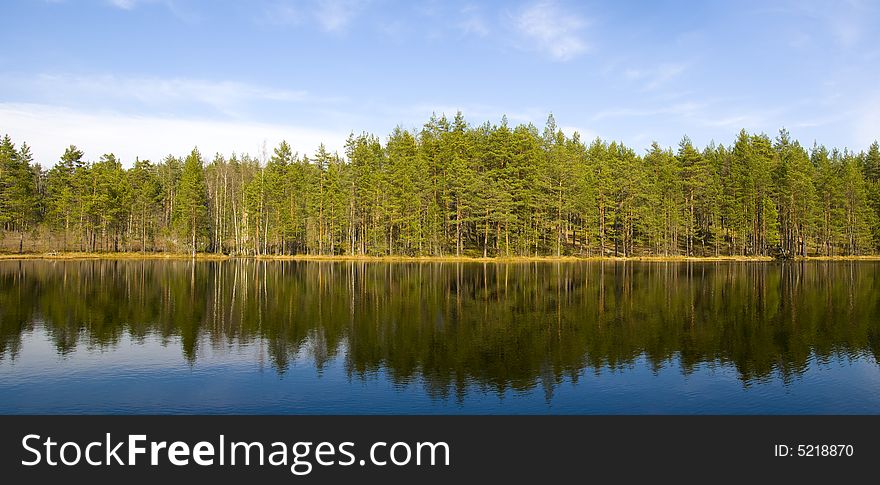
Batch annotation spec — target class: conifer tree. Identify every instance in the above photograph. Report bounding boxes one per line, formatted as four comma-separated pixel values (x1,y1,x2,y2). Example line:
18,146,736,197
128,158,162,252
174,148,209,257
0,116,877,257
0,136,37,253
46,145,84,250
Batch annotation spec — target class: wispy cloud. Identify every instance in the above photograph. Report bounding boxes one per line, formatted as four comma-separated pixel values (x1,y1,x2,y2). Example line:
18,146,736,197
313,0,368,33
589,99,788,141
559,124,599,141
260,1,301,26
0,103,347,165
105,0,176,12
759,0,877,49
512,1,589,61
591,102,705,122
457,5,489,37
695,105,789,133
799,0,870,48
702,114,767,128
107,0,139,9
4,73,340,118
854,95,880,147
257,0,369,33
102,0,199,22
623,62,689,91
406,102,542,125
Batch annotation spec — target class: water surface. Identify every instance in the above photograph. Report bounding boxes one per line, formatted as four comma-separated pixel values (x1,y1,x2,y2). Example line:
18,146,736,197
1,260,879,414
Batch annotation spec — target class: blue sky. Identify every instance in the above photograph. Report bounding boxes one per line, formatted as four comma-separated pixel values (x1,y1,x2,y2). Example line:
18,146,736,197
2,0,879,165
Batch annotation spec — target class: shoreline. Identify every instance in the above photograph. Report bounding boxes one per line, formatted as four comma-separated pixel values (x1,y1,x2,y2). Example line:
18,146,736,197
2,252,880,262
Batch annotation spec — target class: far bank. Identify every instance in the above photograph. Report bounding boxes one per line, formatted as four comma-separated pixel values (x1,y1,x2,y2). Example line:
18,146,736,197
4,252,880,262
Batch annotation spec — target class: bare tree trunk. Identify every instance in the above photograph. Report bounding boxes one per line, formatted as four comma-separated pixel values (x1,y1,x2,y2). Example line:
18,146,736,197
455,201,461,257
483,208,489,258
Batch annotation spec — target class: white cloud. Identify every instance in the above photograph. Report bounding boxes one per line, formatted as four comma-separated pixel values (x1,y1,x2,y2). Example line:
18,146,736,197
406,103,540,126
854,96,880,147
5,73,337,118
458,5,489,37
0,103,347,166
107,0,139,9
258,0,368,33
591,102,704,122
105,0,169,10
588,99,789,142
261,2,301,26
644,64,688,91
702,114,767,128
559,125,598,141
818,0,873,49
770,0,875,49
313,0,367,33
101,0,200,22
790,113,848,129
620,62,689,91
513,1,589,61
623,68,643,81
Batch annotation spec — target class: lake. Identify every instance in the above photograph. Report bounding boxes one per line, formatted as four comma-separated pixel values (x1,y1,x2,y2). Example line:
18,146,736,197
1,259,879,414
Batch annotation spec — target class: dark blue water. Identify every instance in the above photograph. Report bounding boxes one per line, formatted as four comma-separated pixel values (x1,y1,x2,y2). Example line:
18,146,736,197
1,260,879,414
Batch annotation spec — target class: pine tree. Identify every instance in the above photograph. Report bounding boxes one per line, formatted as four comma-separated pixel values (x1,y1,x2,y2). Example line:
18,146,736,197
772,129,816,257
174,148,209,257
700,142,724,255
607,141,644,256
0,136,38,253
486,117,517,256
588,138,612,256
644,142,679,255
386,127,423,254
730,130,756,255
863,141,880,250
840,153,875,254
813,146,843,255
264,141,294,254
444,112,477,256
1,115,878,258
46,145,84,250
128,158,162,252
677,136,702,255
863,141,880,182
510,124,542,255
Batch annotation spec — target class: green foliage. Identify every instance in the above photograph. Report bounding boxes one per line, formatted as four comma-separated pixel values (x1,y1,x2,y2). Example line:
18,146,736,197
0,118,877,256
0,135,39,251
128,158,162,251
863,141,880,249
45,146,83,243
173,148,208,254
83,153,131,252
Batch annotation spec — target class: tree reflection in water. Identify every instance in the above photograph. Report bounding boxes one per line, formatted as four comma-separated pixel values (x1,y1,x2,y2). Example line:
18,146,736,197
1,260,879,400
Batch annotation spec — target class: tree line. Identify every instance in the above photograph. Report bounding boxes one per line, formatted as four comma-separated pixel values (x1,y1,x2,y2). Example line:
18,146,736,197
1,113,879,257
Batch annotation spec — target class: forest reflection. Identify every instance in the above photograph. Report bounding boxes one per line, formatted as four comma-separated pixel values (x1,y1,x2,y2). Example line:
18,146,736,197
2,260,879,397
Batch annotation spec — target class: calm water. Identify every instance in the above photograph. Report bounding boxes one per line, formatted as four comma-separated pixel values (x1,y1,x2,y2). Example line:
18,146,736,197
1,260,879,414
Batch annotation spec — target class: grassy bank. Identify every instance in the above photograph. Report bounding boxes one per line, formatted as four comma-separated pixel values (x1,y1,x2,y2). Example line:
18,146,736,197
251,254,880,262
0,252,230,261
4,252,879,262
253,254,779,263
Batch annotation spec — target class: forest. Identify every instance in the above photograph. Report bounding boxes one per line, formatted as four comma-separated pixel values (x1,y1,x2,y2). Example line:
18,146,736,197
1,113,879,258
